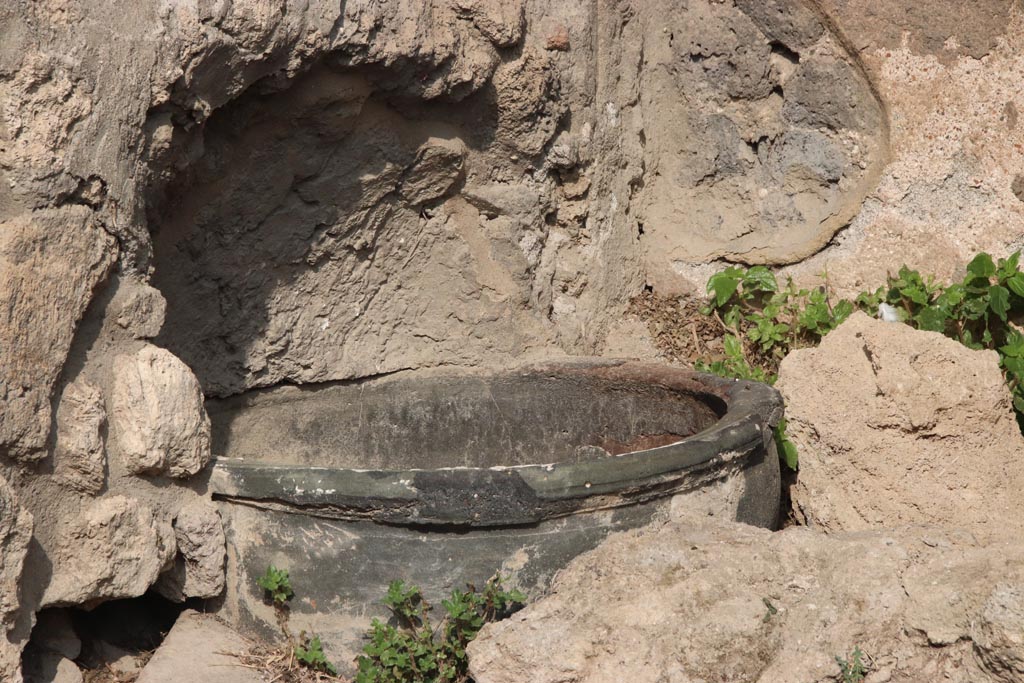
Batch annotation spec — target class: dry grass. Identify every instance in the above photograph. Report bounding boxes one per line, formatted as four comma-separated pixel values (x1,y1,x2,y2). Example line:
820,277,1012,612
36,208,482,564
231,643,348,683
629,290,726,365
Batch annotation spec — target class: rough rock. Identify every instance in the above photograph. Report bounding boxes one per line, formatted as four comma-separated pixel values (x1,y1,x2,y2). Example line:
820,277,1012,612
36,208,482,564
398,138,466,207
87,641,146,678
468,514,1024,683
0,476,33,683
776,312,1024,541
53,380,106,495
21,647,82,683
109,345,211,478
817,0,1016,61
41,496,175,607
0,208,115,460
156,500,226,602
619,0,886,282
453,0,525,48
136,611,258,683
111,282,167,340
31,610,81,661
781,2,1024,302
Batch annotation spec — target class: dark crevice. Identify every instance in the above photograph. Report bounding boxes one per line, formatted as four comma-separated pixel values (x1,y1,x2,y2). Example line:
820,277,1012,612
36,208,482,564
769,41,800,65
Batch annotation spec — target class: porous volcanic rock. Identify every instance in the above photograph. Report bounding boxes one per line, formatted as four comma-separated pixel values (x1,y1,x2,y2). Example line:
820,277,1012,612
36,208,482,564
776,311,1024,541
468,514,1024,683
109,345,211,478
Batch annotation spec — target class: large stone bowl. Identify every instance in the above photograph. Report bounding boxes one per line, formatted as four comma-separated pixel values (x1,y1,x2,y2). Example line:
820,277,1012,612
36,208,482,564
207,358,782,670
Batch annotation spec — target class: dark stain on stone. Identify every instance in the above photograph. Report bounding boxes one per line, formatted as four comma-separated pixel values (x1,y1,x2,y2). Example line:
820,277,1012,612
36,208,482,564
1012,174,1024,203
1004,101,1018,131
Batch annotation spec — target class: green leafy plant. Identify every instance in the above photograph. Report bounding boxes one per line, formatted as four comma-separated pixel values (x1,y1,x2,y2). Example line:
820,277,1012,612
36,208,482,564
694,334,774,384
254,567,339,678
835,646,868,683
295,633,340,676
704,265,854,363
356,577,525,683
773,418,799,472
257,565,295,606
698,251,1024,470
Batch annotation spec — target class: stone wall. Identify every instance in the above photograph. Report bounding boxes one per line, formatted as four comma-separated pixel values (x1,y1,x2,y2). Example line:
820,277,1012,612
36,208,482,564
0,0,1022,680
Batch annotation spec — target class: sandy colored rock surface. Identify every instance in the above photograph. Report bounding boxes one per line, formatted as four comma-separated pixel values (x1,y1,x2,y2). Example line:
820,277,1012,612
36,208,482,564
468,514,1024,683
776,312,1024,541
1,0,1024,678
54,381,106,496
0,476,33,683
136,611,258,683
42,496,175,608
0,208,115,461
156,499,226,602
110,345,211,478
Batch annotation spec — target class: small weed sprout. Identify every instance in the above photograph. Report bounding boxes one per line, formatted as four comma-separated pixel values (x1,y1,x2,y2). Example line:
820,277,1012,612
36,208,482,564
356,576,525,683
835,646,868,683
257,565,294,606
295,632,340,676
254,566,340,677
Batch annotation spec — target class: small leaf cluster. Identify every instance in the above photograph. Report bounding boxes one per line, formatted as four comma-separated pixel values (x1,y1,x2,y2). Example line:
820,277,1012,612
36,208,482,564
854,253,1023,345
257,565,295,606
296,633,340,676
699,266,853,471
256,565,339,677
356,577,525,683
694,334,773,384
705,265,854,363
835,645,868,683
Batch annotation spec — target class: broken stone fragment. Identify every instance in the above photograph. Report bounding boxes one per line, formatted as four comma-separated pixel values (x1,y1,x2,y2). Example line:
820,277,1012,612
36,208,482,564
135,610,256,683
777,311,1024,542
467,516,1024,683
156,499,226,602
972,583,1024,679
0,475,34,683
54,380,106,495
398,138,466,207
546,133,578,169
41,496,175,608
110,345,211,478
545,25,570,52
112,281,167,340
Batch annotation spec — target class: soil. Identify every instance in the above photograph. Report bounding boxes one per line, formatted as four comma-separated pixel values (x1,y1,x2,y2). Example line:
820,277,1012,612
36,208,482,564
628,291,726,366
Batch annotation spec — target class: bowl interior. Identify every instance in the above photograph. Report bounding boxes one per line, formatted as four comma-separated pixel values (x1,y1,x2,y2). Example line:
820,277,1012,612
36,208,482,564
207,369,726,470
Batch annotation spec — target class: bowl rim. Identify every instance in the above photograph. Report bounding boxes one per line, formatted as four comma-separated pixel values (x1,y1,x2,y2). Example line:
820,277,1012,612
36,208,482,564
208,358,783,527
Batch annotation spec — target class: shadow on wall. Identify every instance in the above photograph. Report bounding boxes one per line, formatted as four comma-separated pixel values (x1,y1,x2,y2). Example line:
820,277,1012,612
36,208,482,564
149,63,527,398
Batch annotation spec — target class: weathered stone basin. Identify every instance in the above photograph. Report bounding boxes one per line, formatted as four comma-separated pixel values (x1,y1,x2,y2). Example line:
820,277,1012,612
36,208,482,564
208,358,782,668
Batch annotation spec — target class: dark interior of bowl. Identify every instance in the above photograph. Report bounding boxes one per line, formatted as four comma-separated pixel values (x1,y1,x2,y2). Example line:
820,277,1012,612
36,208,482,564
207,369,726,470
